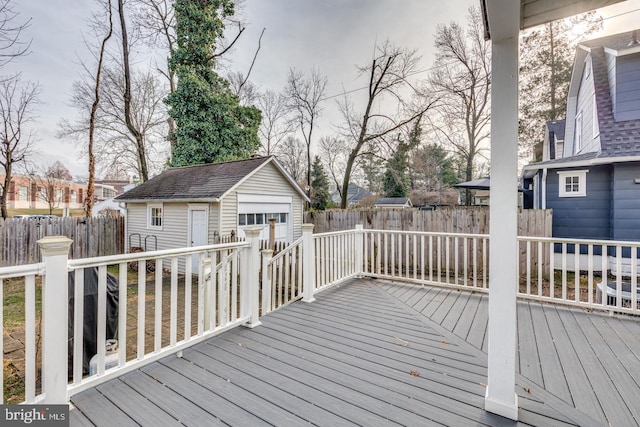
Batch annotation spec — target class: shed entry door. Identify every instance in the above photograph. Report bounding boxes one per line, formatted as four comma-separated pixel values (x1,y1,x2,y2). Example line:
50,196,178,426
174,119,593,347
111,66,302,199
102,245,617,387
189,207,208,272
237,194,293,243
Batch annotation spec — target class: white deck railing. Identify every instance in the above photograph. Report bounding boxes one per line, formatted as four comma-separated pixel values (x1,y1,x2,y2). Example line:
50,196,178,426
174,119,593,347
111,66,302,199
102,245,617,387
0,227,264,405
3,223,639,405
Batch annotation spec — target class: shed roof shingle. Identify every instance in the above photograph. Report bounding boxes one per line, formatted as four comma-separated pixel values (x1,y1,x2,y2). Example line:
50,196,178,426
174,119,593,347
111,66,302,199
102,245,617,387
116,157,274,201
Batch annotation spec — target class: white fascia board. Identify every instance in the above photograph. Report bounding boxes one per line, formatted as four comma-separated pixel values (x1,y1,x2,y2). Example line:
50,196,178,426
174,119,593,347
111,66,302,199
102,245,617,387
523,155,640,172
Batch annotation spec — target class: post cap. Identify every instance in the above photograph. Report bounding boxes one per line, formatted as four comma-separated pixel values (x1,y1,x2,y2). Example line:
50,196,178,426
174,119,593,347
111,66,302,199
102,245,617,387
37,236,73,257
301,223,315,232
243,226,262,238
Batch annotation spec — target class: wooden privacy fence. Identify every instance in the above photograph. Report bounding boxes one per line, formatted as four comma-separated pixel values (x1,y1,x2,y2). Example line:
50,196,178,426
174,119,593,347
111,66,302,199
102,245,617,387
306,208,553,275
305,207,552,237
0,217,125,266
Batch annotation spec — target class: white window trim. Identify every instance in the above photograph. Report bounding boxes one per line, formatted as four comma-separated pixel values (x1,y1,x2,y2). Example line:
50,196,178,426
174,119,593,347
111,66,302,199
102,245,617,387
147,203,163,230
592,92,599,138
574,112,583,154
557,170,588,198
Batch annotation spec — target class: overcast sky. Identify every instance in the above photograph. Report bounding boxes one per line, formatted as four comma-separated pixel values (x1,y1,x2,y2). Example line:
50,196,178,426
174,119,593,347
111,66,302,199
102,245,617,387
7,0,640,179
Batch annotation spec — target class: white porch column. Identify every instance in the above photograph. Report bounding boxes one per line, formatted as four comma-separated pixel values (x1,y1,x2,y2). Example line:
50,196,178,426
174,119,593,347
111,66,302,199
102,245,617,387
485,34,519,420
38,236,73,404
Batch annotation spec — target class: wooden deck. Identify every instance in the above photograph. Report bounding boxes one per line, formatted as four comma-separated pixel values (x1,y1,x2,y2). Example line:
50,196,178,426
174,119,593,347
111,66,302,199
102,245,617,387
69,278,640,426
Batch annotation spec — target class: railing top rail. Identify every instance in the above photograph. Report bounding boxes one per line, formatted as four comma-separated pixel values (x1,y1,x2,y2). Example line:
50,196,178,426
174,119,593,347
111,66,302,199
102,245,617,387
313,229,358,238
69,241,250,269
366,229,489,239
518,235,640,247
267,237,303,264
0,262,44,279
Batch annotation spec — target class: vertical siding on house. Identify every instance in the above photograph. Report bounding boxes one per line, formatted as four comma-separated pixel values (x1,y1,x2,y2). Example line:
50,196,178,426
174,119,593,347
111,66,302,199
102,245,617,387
614,53,640,121
611,163,640,241
220,162,305,240
546,165,611,240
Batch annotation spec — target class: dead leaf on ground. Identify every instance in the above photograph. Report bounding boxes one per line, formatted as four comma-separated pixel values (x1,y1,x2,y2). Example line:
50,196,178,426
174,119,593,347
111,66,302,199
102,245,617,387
410,370,420,377
394,336,409,347
441,340,448,345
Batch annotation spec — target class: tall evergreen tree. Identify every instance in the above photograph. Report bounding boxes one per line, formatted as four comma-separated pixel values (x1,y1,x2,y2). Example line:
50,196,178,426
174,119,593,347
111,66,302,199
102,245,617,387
519,12,601,161
166,0,261,166
383,139,411,198
310,155,330,210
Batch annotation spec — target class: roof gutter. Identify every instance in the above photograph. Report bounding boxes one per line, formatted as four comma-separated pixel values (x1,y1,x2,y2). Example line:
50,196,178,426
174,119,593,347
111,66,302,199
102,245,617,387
116,197,222,203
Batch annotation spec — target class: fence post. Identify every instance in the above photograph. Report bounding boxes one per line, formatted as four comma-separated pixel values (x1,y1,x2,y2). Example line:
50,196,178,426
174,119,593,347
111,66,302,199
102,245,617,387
302,223,315,303
261,249,273,314
242,226,262,328
38,236,73,404
355,224,364,277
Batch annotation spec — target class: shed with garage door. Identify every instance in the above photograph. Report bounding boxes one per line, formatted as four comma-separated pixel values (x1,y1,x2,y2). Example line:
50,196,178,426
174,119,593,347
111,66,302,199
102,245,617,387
115,156,309,260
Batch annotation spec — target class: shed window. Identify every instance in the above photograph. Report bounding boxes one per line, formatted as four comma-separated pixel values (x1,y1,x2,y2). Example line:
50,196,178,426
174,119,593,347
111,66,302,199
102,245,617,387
558,170,588,198
147,204,163,229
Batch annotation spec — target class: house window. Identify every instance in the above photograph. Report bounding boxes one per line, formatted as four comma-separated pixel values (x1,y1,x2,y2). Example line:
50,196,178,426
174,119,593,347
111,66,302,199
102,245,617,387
147,204,163,229
71,191,77,203
558,170,588,197
238,212,288,225
574,113,583,153
18,186,28,201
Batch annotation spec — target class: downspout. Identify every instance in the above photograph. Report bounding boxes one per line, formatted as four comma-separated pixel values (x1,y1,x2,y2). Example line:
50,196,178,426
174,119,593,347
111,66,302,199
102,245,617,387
541,168,548,209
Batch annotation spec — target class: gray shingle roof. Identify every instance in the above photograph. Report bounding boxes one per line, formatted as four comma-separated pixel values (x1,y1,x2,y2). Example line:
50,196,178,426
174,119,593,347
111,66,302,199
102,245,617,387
116,157,273,201
375,197,411,205
588,31,640,158
547,119,565,141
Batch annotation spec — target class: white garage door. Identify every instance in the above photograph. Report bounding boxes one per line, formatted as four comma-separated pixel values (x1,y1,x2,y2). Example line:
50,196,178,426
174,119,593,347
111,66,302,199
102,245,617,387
237,194,293,242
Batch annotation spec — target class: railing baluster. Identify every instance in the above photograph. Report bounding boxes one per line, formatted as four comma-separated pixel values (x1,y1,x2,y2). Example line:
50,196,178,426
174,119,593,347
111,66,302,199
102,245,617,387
137,261,146,359
73,269,85,383
184,258,192,341
574,245,580,303
154,259,163,352
526,240,531,295
231,250,238,320
96,265,107,375
587,245,593,305
170,258,178,346
616,245,622,308
561,243,567,300
25,274,36,403
473,237,478,288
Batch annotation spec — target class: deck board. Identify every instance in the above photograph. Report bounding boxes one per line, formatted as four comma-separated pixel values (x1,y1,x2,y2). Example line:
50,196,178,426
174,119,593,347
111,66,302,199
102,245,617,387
69,278,640,426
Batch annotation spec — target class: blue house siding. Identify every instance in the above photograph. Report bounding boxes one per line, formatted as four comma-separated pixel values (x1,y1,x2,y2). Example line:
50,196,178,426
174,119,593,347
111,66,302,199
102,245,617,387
614,53,640,121
612,163,640,241
546,166,611,240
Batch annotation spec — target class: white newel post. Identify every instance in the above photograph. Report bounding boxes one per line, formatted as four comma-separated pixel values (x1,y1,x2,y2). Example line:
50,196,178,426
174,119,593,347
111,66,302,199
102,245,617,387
301,224,315,303
261,249,273,314
38,236,73,404
355,224,364,277
485,32,519,420
243,227,262,328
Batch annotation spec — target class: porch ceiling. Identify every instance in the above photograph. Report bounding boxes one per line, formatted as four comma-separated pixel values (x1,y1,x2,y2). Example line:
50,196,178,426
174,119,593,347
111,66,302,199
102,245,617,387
482,0,628,40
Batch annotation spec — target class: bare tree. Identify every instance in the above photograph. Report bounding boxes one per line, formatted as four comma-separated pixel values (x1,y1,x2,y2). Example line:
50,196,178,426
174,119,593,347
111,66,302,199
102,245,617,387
32,161,73,214
276,136,306,183
337,41,436,209
258,89,292,155
318,135,348,198
428,6,490,205
59,65,169,183
0,0,31,68
84,0,113,217
0,76,39,218
285,67,327,197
